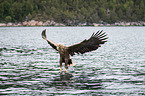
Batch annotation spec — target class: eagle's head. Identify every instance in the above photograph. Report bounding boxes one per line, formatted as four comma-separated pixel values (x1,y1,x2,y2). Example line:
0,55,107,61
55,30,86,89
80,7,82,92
57,44,66,53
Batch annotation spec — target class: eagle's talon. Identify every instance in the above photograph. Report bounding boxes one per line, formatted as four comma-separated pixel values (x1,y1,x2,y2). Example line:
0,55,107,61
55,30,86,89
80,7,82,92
59,68,62,73
64,69,68,73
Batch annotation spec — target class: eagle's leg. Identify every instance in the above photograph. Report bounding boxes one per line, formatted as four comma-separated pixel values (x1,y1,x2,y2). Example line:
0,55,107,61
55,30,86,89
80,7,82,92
59,57,62,72
64,58,68,73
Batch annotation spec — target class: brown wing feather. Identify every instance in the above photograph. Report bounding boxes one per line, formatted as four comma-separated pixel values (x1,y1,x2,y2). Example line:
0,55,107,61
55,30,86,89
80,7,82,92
41,29,58,51
67,30,108,56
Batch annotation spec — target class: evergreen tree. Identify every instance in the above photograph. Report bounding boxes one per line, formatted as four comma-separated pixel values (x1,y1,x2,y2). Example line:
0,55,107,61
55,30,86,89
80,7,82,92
0,0,145,24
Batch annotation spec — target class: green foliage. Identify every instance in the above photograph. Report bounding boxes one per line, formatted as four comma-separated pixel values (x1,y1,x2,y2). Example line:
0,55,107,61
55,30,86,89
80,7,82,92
5,16,12,22
28,13,32,21
0,0,145,25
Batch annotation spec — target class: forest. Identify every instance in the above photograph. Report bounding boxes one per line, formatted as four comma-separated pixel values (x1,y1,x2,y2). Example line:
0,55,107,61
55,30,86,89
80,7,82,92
0,0,145,25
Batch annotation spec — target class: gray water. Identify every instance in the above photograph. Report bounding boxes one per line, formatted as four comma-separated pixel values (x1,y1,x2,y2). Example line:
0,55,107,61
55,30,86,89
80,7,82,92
0,27,145,95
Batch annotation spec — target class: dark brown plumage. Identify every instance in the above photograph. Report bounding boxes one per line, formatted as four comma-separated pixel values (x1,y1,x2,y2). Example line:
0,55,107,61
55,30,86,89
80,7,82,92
41,29,108,72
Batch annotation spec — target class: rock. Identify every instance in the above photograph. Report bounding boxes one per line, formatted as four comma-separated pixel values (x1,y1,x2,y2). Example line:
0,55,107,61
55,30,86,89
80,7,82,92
93,23,99,26
50,20,56,25
28,20,38,26
37,21,43,26
115,22,120,26
43,20,51,26
22,21,28,26
55,23,65,26
7,23,13,26
125,22,130,26
0,23,6,26
106,24,111,26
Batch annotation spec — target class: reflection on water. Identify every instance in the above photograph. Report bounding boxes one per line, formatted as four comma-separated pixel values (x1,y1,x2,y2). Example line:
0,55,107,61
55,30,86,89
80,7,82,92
44,72,102,90
0,27,145,95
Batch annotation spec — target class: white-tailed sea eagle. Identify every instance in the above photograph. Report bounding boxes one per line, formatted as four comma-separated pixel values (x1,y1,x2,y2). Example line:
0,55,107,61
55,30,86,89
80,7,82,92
42,29,108,72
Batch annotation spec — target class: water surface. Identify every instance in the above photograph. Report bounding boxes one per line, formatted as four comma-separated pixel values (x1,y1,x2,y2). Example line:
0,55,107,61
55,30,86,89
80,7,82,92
0,27,145,95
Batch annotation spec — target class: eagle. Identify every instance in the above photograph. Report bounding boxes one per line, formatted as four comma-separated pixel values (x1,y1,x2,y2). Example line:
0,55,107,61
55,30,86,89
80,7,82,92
42,29,108,72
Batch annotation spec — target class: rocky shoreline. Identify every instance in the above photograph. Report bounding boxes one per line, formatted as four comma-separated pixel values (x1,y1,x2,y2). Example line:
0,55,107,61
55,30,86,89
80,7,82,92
0,20,145,27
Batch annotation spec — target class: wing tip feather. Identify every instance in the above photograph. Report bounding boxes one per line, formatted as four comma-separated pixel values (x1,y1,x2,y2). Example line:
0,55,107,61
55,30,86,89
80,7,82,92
92,30,108,39
42,29,47,39
68,30,108,56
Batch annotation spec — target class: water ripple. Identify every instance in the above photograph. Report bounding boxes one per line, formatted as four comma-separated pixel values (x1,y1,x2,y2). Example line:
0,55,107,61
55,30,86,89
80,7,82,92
0,27,145,95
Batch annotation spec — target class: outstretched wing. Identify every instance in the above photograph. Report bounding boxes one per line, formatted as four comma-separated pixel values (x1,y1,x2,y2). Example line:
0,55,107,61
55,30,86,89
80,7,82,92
67,30,108,56
41,29,58,51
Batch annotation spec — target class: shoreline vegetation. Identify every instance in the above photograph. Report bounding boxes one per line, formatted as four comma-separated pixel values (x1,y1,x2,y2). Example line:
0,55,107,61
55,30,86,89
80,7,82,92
0,0,145,26
1,0,145,27
0,20,145,27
